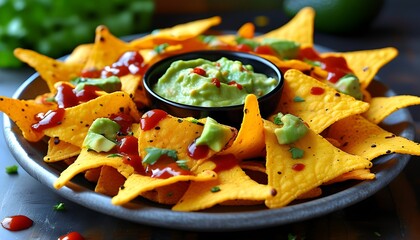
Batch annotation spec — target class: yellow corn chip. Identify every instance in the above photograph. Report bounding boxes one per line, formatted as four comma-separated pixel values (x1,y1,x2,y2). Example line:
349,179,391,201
325,169,376,185
296,187,322,200
84,25,137,71
326,114,420,161
111,169,217,205
95,165,127,197
278,69,370,133
237,22,255,39
172,155,276,211
13,48,84,93
264,120,372,208
140,182,190,205
129,16,222,49
363,95,420,124
321,47,398,89
64,43,93,65
0,97,54,142
54,148,135,189
254,7,314,47
43,138,80,162
220,94,265,160
43,92,140,148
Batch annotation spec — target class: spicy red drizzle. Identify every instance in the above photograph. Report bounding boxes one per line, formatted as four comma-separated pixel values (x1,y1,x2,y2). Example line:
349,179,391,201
140,109,168,130
117,136,145,174
32,108,65,131
310,86,325,95
109,113,134,135
212,154,239,172
1,215,33,231
292,163,305,171
188,140,210,160
145,156,191,179
58,231,85,240
298,47,353,83
81,51,147,78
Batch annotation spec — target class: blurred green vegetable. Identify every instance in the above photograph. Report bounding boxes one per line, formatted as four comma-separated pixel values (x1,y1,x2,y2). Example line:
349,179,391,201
0,0,154,68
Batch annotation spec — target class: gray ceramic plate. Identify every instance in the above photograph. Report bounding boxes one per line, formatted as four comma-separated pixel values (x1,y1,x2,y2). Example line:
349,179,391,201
3,45,415,232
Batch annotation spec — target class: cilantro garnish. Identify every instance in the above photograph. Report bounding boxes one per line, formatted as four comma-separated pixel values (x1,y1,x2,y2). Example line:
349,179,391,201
5,165,18,174
293,96,305,102
176,160,189,170
289,147,304,159
53,202,66,211
142,147,177,165
210,186,221,193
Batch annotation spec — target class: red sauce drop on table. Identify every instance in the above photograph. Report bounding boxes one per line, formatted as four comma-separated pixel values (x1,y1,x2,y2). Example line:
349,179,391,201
1,215,33,231
58,231,85,240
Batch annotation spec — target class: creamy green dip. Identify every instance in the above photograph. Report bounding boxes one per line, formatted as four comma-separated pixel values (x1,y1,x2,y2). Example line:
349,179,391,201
153,57,278,107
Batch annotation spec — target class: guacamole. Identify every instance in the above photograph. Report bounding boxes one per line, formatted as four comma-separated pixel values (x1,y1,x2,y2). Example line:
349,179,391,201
153,57,279,107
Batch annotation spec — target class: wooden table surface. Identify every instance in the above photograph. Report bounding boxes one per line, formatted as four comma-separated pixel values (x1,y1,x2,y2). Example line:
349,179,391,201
1,0,420,239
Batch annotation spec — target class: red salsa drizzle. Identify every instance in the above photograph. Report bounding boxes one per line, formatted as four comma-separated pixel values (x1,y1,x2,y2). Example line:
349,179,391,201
58,231,85,240
140,109,168,131
298,47,353,83
116,135,145,174
292,163,305,171
81,51,147,78
188,140,210,160
144,155,191,179
310,86,325,95
109,113,135,135
1,215,33,231
31,83,101,132
212,154,239,172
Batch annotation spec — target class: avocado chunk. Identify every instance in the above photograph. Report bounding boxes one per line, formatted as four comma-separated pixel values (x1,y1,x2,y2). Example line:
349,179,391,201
83,132,117,152
334,74,363,100
82,118,121,152
274,113,309,144
73,76,122,93
195,117,233,152
261,38,301,59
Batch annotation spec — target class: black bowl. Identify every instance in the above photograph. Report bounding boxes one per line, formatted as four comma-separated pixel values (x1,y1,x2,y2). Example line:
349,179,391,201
143,50,283,127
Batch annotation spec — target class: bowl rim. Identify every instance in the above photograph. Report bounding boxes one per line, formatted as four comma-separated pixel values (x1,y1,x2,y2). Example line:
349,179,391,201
142,49,284,111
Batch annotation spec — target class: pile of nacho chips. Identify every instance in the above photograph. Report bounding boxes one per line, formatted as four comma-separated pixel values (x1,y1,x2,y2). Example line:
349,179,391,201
3,7,420,211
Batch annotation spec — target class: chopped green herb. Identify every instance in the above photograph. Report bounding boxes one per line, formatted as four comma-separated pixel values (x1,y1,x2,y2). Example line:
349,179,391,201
273,112,284,125
176,160,189,170
210,186,221,193
289,147,304,159
107,153,123,158
288,233,297,240
53,202,66,211
304,59,322,67
142,147,178,165
374,231,381,237
5,165,18,174
154,43,169,54
293,96,305,102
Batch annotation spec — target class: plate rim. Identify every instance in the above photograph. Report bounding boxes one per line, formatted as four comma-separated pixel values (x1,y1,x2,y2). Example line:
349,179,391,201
2,45,414,232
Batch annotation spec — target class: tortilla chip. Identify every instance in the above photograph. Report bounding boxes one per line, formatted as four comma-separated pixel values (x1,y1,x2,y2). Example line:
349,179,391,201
43,92,140,148
129,16,222,49
95,165,127,196
237,22,255,39
0,97,54,142
321,47,398,89
277,69,370,133
65,43,93,65
13,48,84,93
363,95,420,124
326,114,420,161
83,25,137,71
254,7,314,47
140,182,190,205
296,187,322,200
54,148,135,189
43,138,81,162
220,94,266,160
325,169,375,185
172,155,276,211
264,120,372,208
111,169,217,205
